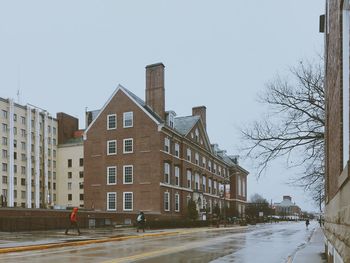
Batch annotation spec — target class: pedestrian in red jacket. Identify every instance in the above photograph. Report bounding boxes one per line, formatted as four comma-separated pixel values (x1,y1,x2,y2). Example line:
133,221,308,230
65,207,81,235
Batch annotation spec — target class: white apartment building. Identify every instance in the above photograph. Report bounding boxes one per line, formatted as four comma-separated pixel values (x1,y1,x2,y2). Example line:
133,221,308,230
0,97,58,208
57,138,84,208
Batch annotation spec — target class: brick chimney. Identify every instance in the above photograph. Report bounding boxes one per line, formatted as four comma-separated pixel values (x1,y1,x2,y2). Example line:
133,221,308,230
145,63,165,120
192,106,207,129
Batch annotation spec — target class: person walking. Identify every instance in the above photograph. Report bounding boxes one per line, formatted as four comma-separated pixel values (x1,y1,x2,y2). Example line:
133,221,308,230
65,207,81,235
136,211,146,233
305,219,310,229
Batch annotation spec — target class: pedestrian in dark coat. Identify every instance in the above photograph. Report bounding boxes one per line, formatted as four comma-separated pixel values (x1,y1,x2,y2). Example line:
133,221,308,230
305,219,310,229
136,211,146,233
65,207,81,235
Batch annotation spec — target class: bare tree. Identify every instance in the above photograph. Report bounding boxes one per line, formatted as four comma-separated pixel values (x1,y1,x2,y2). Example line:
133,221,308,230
241,59,325,203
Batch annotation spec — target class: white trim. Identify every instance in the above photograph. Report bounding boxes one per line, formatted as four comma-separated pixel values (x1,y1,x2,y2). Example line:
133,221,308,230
123,138,133,154
107,114,117,130
123,165,133,184
107,166,117,185
107,140,117,155
174,166,180,186
160,182,193,192
84,85,160,140
164,191,170,211
123,111,133,128
164,162,170,184
107,192,117,211
123,192,133,211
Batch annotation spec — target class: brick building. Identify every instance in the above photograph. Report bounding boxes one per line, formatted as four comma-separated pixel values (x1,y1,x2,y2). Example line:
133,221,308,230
323,0,350,262
84,63,248,220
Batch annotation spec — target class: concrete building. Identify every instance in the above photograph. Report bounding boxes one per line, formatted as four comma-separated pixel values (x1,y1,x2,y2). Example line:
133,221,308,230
323,1,350,262
83,63,248,220
273,196,301,220
0,98,58,208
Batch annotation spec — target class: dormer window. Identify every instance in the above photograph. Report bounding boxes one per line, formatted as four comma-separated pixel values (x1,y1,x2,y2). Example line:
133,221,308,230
166,111,176,128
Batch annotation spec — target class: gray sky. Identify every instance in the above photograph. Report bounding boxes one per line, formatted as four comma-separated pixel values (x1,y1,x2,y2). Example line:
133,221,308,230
0,0,324,211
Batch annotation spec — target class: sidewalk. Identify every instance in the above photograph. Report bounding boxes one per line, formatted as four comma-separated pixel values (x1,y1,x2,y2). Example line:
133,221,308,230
292,226,326,263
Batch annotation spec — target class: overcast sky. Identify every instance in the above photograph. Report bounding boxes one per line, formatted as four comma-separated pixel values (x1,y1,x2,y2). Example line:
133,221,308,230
0,0,325,211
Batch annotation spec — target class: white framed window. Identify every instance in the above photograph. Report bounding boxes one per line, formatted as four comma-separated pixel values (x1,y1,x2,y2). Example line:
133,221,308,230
107,114,117,130
186,148,191,161
195,173,200,190
187,170,192,188
174,166,180,186
107,166,117,185
123,165,133,184
195,128,199,142
208,178,212,194
175,193,180,212
164,192,170,211
195,152,199,165
107,192,117,211
123,112,133,128
107,140,117,155
123,192,133,211
164,137,170,153
164,163,170,184
174,143,180,157
202,157,206,168
202,176,206,192
123,138,133,153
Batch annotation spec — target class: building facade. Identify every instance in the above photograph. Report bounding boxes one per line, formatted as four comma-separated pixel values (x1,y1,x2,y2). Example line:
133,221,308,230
273,196,301,220
84,63,248,220
0,98,58,208
323,1,350,262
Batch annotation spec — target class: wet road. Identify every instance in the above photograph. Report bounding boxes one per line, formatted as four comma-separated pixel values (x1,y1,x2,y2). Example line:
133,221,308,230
0,221,316,263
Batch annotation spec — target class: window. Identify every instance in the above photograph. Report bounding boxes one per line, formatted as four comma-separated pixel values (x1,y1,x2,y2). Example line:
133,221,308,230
175,193,180,212
2,110,8,119
123,165,133,184
13,127,17,135
123,138,133,153
2,163,7,172
195,173,200,190
187,170,192,188
107,114,117,130
20,116,25,125
202,157,206,168
79,158,83,167
68,159,72,168
123,112,133,128
195,153,199,165
2,137,7,146
164,192,170,211
107,192,117,211
123,192,133,211
164,163,170,184
53,150,56,158
68,194,72,201
79,171,84,178
208,178,212,194
107,140,117,155
174,166,180,186
238,176,242,196
68,182,72,190
107,166,117,185
202,176,206,192
213,181,217,195
68,172,72,179
79,183,84,189
209,199,212,213
2,149,7,158
218,166,221,176
21,142,26,150
174,143,180,157
195,128,199,142
21,191,25,199
13,114,17,122
21,129,25,138
53,138,56,145
2,176,7,184
14,164,17,173
2,123,8,132
242,179,246,197
186,148,191,161
213,163,217,173
164,137,170,153
21,166,25,175
208,161,211,171
80,194,84,201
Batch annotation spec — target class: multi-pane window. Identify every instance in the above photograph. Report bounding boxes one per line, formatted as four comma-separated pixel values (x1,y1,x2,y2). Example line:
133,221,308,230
79,183,84,190
68,159,72,167
2,163,8,172
187,170,192,188
2,137,7,146
21,142,26,150
164,137,170,153
213,163,217,173
21,166,25,175
174,166,180,186
2,110,8,119
123,138,133,153
68,182,72,190
107,140,117,155
20,116,25,125
175,193,180,212
107,114,117,130
202,157,206,168
195,173,200,190
213,181,217,195
123,112,133,128
195,153,199,165
79,158,84,167
123,192,133,211
123,165,133,184
107,166,117,185
68,194,72,201
174,143,180,157
164,163,170,184
13,114,17,122
208,161,211,171
2,176,7,184
79,171,84,178
21,129,25,138
21,153,26,161
2,123,7,132
202,176,206,192
80,194,84,201
208,178,212,194
187,148,191,161
107,192,117,211
2,150,7,159
164,192,170,211
68,172,72,179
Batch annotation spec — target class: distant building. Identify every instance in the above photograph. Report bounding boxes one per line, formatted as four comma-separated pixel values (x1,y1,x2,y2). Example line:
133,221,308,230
273,196,301,220
0,97,58,208
323,1,350,262
83,63,249,220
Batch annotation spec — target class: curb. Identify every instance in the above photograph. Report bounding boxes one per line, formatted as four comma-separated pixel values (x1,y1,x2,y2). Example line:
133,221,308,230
0,226,247,254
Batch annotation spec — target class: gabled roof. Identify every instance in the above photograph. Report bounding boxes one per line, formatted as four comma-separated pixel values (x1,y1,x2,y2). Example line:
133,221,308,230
174,116,200,135
84,84,161,138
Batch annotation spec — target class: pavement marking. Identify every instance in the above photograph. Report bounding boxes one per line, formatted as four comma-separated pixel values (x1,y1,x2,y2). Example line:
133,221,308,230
0,226,247,255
